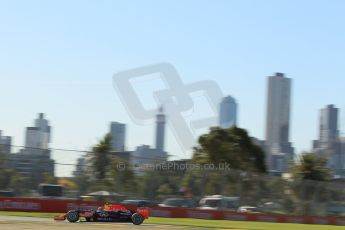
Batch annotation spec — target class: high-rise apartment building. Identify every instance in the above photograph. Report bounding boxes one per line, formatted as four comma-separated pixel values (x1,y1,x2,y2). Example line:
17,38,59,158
219,96,237,129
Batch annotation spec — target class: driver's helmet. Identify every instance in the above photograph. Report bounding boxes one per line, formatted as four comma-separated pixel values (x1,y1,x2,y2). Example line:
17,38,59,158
104,203,111,211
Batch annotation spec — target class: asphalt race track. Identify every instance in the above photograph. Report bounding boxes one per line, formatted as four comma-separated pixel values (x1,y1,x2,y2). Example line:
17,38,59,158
0,215,214,230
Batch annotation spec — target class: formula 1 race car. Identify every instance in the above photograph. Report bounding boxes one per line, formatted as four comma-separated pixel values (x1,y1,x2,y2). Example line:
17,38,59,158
54,204,149,225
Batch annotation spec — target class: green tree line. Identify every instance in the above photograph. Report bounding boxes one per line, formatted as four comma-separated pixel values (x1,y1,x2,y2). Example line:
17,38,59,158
72,126,343,216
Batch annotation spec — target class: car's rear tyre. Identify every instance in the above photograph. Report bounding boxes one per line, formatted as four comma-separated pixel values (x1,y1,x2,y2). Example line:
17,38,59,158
66,211,79,223
131,213,144,225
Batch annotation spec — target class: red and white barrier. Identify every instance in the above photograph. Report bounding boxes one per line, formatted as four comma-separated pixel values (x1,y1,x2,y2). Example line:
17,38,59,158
0,197,101,213
0,197,344,226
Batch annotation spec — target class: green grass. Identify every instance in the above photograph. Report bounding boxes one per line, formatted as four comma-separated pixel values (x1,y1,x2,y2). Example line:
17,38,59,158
0,211,60,218
0,211,344,230
147,217,345,230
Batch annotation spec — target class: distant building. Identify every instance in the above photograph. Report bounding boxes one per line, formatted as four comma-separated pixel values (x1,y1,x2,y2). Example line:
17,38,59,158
7,113,55,188
130,107,168,174
0,130,12,154
313,105,344,175
219,96,237,129
130,145,168,166
25,113,51,149
155,106,166,152
265,73,294,173
73,156,86,177
340,138,345,175
316,105,339,148
110,122,126,151
7,150,55,187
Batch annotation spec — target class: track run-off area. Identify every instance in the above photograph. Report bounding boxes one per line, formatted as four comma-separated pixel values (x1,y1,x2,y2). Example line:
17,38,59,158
0,214,345,230
0,215,227,230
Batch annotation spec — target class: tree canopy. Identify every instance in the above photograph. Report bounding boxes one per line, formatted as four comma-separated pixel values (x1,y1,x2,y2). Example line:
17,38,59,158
195,126,266,173
292,152,332,181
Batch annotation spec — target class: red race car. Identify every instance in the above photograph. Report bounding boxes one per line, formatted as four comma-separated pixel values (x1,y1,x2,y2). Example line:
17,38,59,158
54,204,149,225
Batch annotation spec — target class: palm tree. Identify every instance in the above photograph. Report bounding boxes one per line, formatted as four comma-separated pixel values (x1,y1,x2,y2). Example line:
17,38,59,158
92,133,112,180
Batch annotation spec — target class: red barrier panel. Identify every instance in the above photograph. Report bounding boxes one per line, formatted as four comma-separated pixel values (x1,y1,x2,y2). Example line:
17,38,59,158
0,197,345,226
0,197,102,213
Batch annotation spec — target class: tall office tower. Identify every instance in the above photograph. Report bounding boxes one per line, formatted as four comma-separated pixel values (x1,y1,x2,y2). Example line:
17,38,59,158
265,73,294,173
313,105,342,173
319,104,339,146
155,106,166,152
25,113,51,149
265,73,291,147
110,122,126,151
219,96,237,129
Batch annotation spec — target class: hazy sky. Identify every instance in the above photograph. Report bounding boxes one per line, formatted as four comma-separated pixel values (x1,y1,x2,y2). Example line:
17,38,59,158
1,0,345,177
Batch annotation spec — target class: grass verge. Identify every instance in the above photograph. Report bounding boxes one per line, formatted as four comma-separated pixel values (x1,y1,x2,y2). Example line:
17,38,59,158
0,211,344,230
0,211,60,218
146,217,345,230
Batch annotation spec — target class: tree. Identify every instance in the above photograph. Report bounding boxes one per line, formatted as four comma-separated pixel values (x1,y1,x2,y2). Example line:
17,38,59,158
109,157,136,194
157,184,173,196
292,152,331,181
196,126,266,173
9,173,31,196
181,127,266,199
91,134,112,180
290,152,332,215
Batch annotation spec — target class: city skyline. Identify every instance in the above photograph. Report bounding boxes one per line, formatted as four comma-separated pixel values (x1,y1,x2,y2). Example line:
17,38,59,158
2,90,345,176
1,1,345,177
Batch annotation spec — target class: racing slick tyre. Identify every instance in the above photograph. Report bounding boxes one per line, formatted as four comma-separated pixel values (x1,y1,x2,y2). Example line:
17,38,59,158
66,211,80,223
131,213,144,225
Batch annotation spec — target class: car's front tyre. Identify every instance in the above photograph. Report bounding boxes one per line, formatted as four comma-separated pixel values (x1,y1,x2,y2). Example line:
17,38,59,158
66,211,80,223
131,213,144,225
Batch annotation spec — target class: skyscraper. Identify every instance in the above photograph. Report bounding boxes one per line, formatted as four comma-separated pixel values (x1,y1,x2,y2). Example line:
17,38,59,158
319,104,339,145
25,113,51,149
110,122,126,151
265,73,294,173
155,106,166,152
313,105,343,174
265,73,291,147
219,96,237,129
